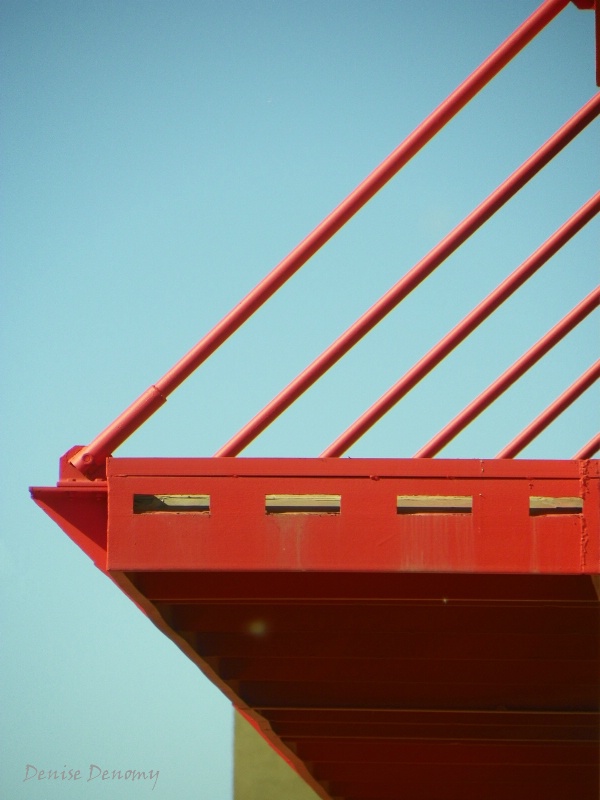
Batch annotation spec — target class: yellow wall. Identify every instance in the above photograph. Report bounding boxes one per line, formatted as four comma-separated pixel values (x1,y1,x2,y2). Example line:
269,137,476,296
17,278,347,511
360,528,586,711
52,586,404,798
234,712,321,800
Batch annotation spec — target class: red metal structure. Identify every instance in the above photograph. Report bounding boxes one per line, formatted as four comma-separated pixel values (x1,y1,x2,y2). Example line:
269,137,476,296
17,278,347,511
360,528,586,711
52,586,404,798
32,2,599,799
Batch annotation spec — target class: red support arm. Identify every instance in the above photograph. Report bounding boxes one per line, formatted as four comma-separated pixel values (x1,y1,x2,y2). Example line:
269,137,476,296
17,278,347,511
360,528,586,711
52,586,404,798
497,360,600,458
321,193,600,457
414,288,600,457
217,96,600,457
69,0,570,476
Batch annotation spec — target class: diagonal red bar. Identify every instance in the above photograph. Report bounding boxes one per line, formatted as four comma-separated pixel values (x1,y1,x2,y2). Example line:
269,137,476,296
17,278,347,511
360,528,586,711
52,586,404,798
414,288,600,458
573,432,600,459
321,193,600,457
497,360,600,458
217,95,600,457
69,0,571,476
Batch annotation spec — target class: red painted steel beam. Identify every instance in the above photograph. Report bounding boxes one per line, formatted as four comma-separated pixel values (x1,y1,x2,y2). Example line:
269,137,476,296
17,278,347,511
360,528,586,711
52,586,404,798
293,739,599,768
217,655,598,685
239,676,595,710
68,0,571,477
217,95,600,458
30,485,108,567
337,779,591,800
261,708,600,743
31,454,600,800
322,193,600,457
326,773,594,800
574,432,600,458
497,360,600,457
166,602,597,637
131,571,597,603
414,288,600,457
105,457,598,574
193,628,597,661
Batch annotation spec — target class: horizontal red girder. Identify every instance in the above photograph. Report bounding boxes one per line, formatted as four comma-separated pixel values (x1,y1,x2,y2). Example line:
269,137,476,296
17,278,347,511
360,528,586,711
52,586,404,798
324,770,595,799
130,570,598,602
335,779,594,800
105,458,599,575
236,677,595,711
193,630,597,662
30,455,599,800
216,655,598,686
297,740,598,766
262,708,599,743
166,600,597,635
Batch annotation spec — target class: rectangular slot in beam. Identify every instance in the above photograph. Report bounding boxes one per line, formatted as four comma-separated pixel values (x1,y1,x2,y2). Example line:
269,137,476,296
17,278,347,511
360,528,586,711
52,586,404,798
397,495,473,514
266,494,341,514
529,496,582,516
133,494,210,514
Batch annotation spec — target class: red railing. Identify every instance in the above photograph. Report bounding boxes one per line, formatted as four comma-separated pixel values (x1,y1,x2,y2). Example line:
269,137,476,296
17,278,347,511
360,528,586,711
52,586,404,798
320,198,600,457
415,289,600,457
69,0,598,477
497,360,600,458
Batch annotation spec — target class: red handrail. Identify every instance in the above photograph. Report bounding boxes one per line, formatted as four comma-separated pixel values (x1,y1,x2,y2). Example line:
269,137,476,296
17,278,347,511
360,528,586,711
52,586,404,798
321,193,600,457
497,360,600,458
69,0,571,475
414,289,600,457
573,432,600,459
217,97,600,457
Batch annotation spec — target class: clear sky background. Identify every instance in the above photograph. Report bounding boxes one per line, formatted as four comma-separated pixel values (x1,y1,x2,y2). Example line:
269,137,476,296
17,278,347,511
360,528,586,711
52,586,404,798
1,2,598,798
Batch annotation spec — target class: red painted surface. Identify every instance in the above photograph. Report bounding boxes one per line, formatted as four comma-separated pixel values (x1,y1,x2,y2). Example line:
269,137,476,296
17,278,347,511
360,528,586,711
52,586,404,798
103,458,598,575
575,432,600,459
31,457,600,800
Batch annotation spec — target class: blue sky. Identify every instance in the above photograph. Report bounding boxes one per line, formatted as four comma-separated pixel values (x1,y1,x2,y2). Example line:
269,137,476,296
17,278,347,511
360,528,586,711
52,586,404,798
1,2,598,798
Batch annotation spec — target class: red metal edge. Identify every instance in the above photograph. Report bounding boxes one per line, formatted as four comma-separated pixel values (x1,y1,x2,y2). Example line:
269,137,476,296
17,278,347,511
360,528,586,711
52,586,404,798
30,457,600,575
31,456,600,800
30,484,107,568
100,457,600,576
105,455,588,478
